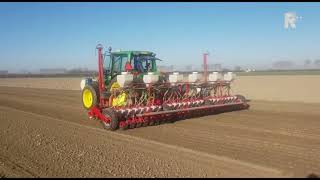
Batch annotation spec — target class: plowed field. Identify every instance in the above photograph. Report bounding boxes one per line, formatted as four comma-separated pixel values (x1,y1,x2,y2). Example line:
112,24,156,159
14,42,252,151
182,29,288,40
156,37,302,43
0,86,320,177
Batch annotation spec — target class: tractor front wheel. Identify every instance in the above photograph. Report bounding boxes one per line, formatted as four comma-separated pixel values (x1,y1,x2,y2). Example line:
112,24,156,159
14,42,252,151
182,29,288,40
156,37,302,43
82,83,99,110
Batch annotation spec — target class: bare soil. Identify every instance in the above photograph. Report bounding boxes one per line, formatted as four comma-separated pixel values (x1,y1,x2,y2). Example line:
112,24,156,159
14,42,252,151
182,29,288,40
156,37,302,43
232,75,320,103
0,86,319,177
1,75,320,103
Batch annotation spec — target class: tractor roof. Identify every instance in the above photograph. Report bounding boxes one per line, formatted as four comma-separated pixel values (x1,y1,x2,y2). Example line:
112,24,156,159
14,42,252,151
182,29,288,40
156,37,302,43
111,51,154,56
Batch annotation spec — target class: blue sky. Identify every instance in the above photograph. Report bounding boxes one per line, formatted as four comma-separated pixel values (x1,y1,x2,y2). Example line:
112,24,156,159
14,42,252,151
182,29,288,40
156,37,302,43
0,2,320,72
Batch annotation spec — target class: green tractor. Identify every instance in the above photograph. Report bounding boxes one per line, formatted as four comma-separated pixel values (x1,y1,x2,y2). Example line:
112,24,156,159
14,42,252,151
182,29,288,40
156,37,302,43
81,44,249,131
80,45,165,111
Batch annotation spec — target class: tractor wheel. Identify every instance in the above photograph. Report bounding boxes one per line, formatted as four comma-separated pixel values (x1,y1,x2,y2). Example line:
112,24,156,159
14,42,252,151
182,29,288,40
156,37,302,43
236,94,249,109
101,108,119,131
82,84,99,110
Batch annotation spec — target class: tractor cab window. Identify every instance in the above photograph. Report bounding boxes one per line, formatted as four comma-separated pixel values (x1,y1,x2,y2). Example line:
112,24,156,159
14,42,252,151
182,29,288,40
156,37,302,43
121,56,128,71
103,53,112,83
111,54,129,78
133,55,154,73
103,54,111,72
133,56,144,73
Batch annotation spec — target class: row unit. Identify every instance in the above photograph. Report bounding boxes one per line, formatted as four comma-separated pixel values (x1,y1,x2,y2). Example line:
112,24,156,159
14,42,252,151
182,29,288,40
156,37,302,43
117,71,236,87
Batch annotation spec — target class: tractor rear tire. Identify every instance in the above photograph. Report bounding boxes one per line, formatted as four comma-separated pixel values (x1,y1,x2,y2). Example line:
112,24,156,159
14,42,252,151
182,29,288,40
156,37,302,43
236,94,249,109
82,83,99,110
101,108,119,131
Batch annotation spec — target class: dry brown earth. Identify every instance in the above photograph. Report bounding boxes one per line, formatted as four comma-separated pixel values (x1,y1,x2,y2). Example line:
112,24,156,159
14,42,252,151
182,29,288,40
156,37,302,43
1,75,320,103
0,86,320,177
232,75,320,103
0,78,81,91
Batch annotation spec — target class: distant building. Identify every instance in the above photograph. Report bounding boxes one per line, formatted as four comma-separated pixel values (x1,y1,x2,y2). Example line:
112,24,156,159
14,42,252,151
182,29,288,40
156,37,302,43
67,68,90,73
272,61,294,70
39,68,67,74
0,70,8,75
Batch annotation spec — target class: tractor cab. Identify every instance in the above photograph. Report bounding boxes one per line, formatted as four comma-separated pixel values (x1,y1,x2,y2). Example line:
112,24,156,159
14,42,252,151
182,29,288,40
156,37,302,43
103,50,161,86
